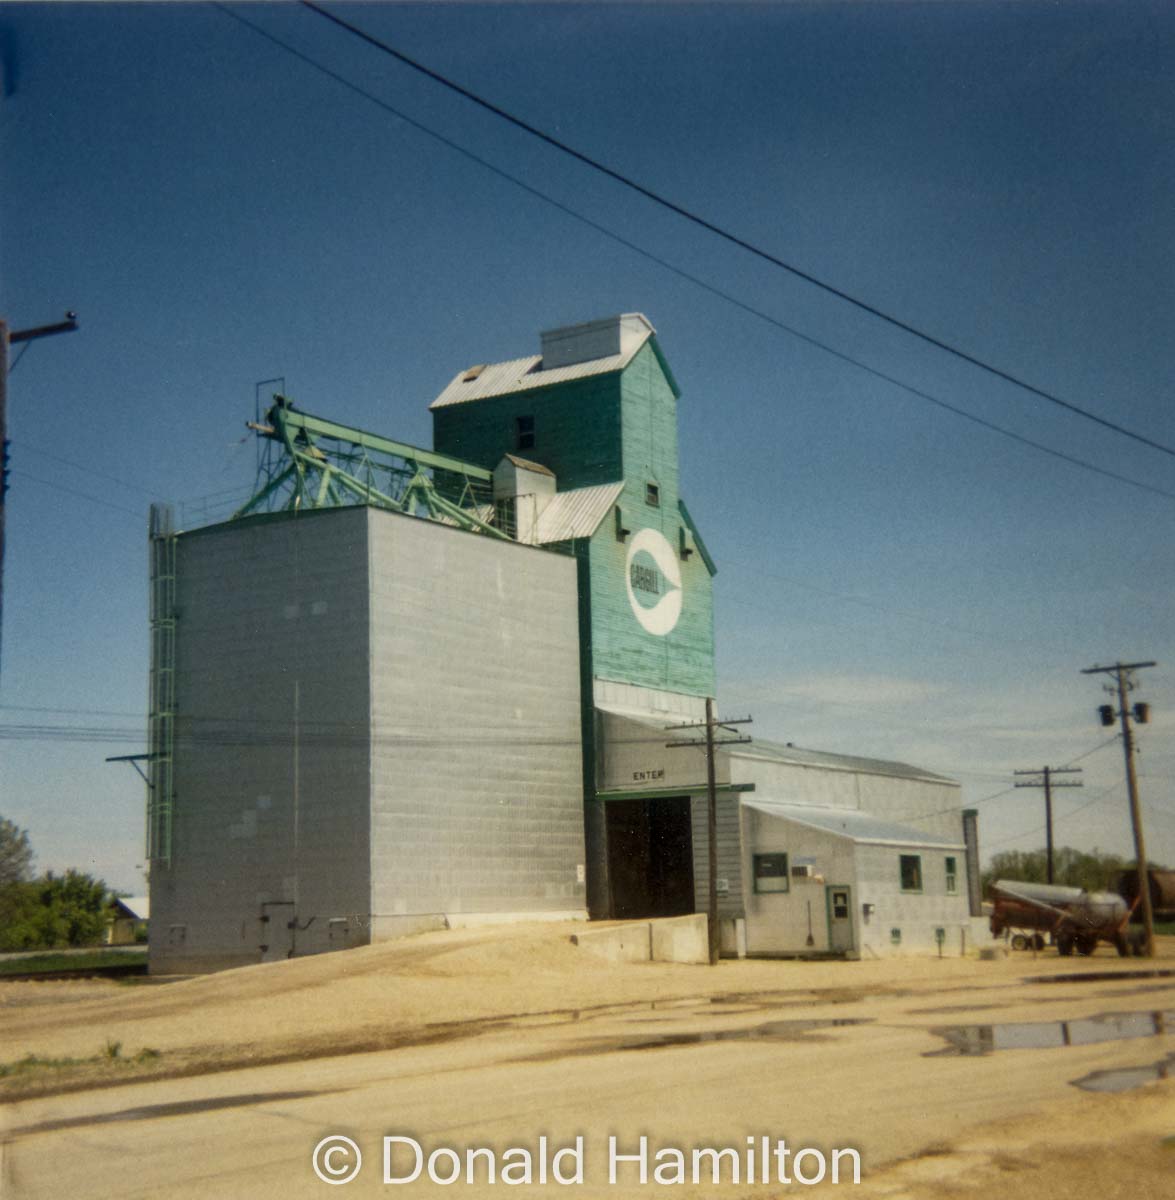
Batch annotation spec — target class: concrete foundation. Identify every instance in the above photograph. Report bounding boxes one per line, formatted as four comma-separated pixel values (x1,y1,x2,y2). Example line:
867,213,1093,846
570,914,708,965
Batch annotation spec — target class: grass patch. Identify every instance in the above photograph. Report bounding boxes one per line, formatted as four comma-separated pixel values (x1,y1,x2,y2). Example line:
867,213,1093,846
0,1044,161,1079
0,949,145,976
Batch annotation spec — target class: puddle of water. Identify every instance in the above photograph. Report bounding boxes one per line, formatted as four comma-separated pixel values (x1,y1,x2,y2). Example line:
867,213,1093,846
623,1017,871,1052
909,1003,1006,1015
928,1010,1173,1056
1028,969,1175,985
1072,1054,1175,1093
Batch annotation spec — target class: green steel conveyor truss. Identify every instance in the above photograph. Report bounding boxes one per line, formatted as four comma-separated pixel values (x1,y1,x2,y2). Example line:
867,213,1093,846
233,396,511,539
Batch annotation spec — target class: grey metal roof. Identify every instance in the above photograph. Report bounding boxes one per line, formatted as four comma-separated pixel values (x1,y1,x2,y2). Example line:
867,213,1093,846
429,316,655,409
729,736,958,786
533,482,624,544
744,800,964,849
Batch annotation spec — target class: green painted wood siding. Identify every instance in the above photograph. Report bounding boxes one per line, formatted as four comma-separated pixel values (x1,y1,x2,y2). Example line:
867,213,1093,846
430,339,715,699
588,343,714,698
432,375,623,491
588,497,715,698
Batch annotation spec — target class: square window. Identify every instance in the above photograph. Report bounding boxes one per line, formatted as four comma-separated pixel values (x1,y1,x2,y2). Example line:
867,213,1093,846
945,856,958,895
645,482,660,507
753,852,789,894
900,854,922,892
516,415,535,450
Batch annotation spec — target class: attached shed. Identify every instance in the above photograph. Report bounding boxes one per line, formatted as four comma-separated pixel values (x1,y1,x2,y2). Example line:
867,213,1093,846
741,801,969,957
594,712,979,957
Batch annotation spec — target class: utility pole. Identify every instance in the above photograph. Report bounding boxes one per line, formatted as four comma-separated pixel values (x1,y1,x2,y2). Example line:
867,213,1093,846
1081,660,1157,957
1,319,7,681
0,312,79,680
1013,766,1082,884
666,701,751,965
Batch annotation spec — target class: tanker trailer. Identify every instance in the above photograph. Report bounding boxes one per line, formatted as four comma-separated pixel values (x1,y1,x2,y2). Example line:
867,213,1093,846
989,879,1138,956
1115,868,1175,922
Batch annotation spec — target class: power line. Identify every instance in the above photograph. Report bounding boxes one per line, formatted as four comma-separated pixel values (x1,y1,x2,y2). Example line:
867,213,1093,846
13,441,168,498
1063,736,1120,766
10,471,143,519
982,781,1125,851
300,0,1175,463
212,4,1175,506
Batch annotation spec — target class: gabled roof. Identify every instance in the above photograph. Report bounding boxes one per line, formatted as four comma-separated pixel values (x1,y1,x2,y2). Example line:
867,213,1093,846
730,737,958,786
533,482,624,543
744,800,964,850
430,313,677,408
113,896,150,920
500,454,555,477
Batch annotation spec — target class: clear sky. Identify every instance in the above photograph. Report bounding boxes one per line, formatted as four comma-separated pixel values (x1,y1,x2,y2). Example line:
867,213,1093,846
1,1,1172,894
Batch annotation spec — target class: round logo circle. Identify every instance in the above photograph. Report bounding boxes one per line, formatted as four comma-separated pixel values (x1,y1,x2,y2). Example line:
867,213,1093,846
312,1135,363,1185
625,527,683,637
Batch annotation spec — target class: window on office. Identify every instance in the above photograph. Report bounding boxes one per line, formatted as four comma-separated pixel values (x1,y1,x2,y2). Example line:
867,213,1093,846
753,853,789,894
645,482,660,507
945,856,958,895
900,854,922,893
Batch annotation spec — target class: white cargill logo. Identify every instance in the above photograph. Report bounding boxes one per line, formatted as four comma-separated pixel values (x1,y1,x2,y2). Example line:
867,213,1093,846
625,527,683,637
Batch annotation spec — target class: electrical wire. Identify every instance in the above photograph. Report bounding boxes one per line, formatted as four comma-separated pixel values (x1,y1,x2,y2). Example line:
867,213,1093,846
10,470,143,519
6,340,32,373
211,3,1175,505
982,783,1123,851
13,441,169,498
300,0,1175,462
1063,736,1120,766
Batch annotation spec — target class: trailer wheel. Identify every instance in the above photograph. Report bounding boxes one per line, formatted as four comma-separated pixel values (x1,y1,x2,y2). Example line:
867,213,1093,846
1032,934,1046,951
1077,934,1098,956
1011,934,1028,951
1057,934,1074,956
1115,933,1130,958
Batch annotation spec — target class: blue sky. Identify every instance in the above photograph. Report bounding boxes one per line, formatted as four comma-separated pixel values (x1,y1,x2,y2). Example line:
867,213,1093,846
1,2,1172,893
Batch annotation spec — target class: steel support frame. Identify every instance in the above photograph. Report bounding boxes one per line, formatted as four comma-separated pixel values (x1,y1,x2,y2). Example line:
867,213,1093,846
232,396,510,540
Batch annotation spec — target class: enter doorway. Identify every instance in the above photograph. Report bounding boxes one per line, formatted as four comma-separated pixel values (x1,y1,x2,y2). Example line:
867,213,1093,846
606,796,695,919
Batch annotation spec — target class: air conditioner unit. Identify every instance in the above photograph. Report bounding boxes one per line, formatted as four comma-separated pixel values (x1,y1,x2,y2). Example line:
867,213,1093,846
790,864,815,879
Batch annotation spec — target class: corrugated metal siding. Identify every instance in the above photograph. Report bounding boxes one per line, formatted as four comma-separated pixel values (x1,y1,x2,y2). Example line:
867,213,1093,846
742,806,858,954
367,509,586,921
854,842,972,955
690,792,744,918
743,800,964,849
430,332,651,409
151,508,373,973
533,482,624,544
729,751,965,848
731,739,956,785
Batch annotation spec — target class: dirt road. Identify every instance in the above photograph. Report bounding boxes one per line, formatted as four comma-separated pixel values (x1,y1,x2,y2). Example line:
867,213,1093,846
0,924,1171,1198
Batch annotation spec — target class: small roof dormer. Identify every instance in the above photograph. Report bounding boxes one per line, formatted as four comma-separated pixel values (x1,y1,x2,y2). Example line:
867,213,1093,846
539,313,653,371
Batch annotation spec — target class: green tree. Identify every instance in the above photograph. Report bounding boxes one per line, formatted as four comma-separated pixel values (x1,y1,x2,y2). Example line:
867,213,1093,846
982,846,1147,897
0,870,112,951
0,816,34,887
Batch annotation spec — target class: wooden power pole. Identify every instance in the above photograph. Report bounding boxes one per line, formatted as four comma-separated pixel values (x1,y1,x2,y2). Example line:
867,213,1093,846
1081,660,1157,957
0,312,79,680
1013,766,1083,884
667,702,751,964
